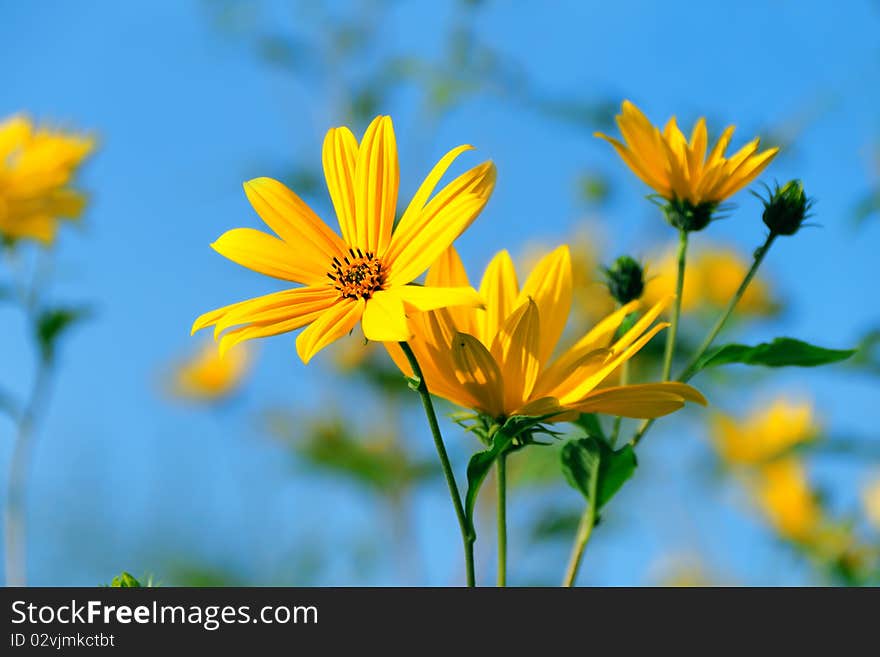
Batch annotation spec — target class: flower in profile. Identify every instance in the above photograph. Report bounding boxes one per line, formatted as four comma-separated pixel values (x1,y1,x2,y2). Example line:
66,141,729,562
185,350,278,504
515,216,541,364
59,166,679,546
710,398,815,465
0,115,95,244
596,100,778,231
643,245,776,316
171,341,252,401
192,115,495,364
386,245,706,423
752,457,822,543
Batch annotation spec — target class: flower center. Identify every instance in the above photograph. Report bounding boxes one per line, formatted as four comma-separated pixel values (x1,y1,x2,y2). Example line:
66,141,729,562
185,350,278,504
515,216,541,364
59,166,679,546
327,248,386,300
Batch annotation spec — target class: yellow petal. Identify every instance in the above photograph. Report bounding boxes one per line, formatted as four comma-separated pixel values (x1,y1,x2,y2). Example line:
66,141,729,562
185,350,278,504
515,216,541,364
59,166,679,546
210,286,338,338
219,310,325,358
0,115,32,158
361,289,410,342
490,299,541,413
388,284,483,312
386,144,474,264
354,116,399,255
609,294,672,354
425,245,471,288
210,228,325,284
243,177,347,261
555,321,669,403
322,125,359,245
517,245,572,365
451,332,504,417
569,385,692,418
714,146,779,200
687,117,708,178
295,298,364,364
476,249,518,346
386,162,496,284
425,245,476,334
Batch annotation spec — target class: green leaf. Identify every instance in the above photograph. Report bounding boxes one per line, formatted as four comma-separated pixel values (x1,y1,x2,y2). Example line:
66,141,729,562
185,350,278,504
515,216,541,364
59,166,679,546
464,429,514,540
693,337,855,372
560,438,601,501
35,306,90,363
572,413,607,441
109,572,142,588
596,444,637,509
560,438,637,512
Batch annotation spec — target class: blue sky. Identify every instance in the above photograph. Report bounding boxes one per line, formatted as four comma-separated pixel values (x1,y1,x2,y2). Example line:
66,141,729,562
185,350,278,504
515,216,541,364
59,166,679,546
1,0,878,585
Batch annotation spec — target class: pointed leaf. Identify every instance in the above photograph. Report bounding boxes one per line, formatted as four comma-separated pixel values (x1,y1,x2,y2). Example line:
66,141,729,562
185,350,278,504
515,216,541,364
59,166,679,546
560,437,637,512
693,337,855,372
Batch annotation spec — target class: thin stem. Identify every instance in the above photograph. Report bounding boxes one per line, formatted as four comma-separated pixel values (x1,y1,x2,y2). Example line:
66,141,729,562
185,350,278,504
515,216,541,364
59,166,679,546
398,341,475,587
678,232,777,383
630,231,779,448
496,453,507,587
562,505,595,587
5,358,52,587
609,359,630,448
661,228,689,381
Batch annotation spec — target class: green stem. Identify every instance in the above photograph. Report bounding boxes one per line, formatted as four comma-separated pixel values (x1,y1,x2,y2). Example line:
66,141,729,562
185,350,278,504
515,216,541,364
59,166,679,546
661,229,689,382
609,359,630,448
398,341,475,587
678,232,777,383
562,504,595,587
496,453,507,587
5,358,52,587
630,231,778,448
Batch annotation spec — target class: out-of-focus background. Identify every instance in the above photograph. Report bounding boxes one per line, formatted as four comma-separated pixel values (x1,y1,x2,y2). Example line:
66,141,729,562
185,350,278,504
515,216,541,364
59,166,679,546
1,0,879,586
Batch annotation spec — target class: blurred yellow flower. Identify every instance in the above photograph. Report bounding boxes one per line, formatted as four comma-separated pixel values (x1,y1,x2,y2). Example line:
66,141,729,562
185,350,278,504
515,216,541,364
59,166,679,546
710,398,816,465
193,115,495,364
596,100,778,206
862,477,880,530
0,115,95,244
522,223,615,328
172,341,252,401
752,458,822,543
643,245,775,316
387,245,706,421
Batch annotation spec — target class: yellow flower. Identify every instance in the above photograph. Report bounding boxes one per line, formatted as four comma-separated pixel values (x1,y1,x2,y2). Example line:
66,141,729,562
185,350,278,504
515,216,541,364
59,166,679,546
862,476,880,530
386,245,706,421
171,341,252,401
643,245,775,316
596,100,778,206
710,398,816,465
0,115,95,244
192,115,496,364
752,458,822,542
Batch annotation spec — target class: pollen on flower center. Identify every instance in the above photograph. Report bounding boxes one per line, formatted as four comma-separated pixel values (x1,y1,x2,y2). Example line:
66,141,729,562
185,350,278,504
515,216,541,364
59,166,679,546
327,248,387,300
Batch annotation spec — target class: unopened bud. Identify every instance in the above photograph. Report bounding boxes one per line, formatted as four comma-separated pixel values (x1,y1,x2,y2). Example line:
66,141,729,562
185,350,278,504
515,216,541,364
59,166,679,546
761,180,811,236
603,256,645,304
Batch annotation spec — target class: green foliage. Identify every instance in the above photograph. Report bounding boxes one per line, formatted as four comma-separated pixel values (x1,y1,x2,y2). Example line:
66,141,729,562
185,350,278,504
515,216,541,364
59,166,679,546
560,438,637,514
35,306,90,363
266,412,437,495
572,413,607,441
576,173,611,205
464,427,515,541
693,337,855,372
109,572,143,587
528,508,584,543
462,412,560,539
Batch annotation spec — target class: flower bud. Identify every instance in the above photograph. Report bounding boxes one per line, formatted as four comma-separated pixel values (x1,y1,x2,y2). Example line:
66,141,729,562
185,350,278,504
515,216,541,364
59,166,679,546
761,180,811,236
603,255,645,304
663,198,716,232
